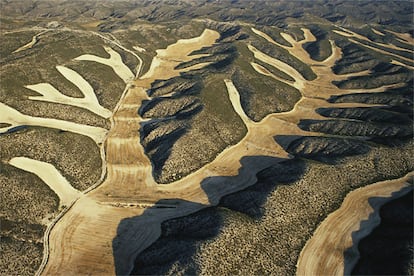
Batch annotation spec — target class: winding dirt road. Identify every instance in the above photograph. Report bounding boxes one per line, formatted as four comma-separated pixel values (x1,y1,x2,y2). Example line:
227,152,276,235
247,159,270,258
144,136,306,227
12,30,49,53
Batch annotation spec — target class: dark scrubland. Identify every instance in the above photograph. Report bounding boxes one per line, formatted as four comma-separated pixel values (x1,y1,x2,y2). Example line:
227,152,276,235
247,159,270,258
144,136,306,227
2,0,412,30
0,163,56,275
350,192,413,276
0,237,43,275
282,136,371,163
0,30,38,57
0,0,413,275
138,23,250,183
0,127,102,275
141,70,248,183
334,64,412,90
328,84,413,107
332,42,383,75
132,141,414,275
250,39,317,81
303,26,333,61
0,127,102,191
139,22,310,182
299,119,412,138
316,107,412,124
231,67,301,121
0,30,128,128
0,29,128,276
112,20,207,74
230,33,302,121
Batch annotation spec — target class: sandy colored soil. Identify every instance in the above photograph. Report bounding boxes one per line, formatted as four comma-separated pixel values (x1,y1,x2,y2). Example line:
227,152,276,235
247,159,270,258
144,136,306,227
75,46,135,83
12,30,48,53
333,27,414,68
42,29,221,275
8,157,82,207
0,102,107,144
371,28,385,36
334,28,414,54
224,79,252,126
140,29,219,81
385,29,414,45
250,62,295,86
252,27,340,66
296,172,413,276
26,66,111,118
133,46,146,53
80,20,103,30
35,27,413,275
248,44,305,89
348,38,414,64
0,43,140,143
391,59,414,71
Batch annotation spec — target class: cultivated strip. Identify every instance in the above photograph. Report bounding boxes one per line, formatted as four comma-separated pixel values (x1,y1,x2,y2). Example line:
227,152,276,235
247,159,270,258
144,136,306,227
296,172,413,275
9,157,82,207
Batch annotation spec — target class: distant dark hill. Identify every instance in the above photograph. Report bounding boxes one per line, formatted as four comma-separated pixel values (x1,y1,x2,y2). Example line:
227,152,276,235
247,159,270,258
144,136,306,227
1,0,412,31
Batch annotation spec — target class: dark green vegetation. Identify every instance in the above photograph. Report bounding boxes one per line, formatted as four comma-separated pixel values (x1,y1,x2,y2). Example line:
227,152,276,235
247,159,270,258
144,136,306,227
231,35,302,121
351,192,413,275
138,23,251,182
138,21,309,182
0,0,413,275
133,142,414,275
304,27,333,62
0,30,128,127
0,127,102,191
0,10,135,275
0,128,102,275
0,237,43,275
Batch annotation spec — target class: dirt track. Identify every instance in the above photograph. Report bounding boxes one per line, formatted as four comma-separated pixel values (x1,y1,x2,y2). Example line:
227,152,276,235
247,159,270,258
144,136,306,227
12,30,48,53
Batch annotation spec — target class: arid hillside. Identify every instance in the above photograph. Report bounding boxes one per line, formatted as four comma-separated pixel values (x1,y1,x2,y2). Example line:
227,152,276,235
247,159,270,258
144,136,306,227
0,0,413,275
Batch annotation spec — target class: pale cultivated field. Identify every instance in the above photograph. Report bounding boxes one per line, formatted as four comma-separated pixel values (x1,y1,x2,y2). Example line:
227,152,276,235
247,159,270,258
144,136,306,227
9,157,82,208
26,66,111,118
297,172,413,275
0,103,107,144
2,24,412,275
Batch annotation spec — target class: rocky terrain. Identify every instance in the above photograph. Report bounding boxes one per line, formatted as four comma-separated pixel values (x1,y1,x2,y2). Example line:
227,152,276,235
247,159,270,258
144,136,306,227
0,0,413,275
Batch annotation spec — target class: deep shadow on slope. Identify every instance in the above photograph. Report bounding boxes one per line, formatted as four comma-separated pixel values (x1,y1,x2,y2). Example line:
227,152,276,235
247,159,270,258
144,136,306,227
129,141,414,275
114,155,305,275
346,190,413,275
111,134,414,275
275,135,371,164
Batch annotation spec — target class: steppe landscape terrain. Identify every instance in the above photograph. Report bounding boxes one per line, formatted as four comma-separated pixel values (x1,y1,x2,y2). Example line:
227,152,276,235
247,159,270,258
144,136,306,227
0,0,413,275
